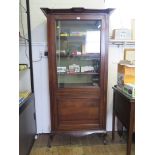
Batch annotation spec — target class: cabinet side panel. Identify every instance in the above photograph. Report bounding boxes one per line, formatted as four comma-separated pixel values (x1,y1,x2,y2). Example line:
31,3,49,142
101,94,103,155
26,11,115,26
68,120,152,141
47,15,58,130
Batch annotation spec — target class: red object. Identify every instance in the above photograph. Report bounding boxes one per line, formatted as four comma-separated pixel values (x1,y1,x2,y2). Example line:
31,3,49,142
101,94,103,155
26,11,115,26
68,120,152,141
71,50,77,56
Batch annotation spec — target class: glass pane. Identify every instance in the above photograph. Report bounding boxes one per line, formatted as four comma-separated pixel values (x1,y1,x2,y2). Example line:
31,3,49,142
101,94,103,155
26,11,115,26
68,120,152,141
56,20,101,88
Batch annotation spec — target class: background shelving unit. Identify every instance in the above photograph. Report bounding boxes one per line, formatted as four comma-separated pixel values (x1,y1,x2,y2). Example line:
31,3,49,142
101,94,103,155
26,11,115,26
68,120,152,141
19,1,36,155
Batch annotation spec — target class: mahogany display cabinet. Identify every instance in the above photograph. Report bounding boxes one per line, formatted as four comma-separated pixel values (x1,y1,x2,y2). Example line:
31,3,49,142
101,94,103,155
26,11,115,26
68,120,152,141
41,8,114,137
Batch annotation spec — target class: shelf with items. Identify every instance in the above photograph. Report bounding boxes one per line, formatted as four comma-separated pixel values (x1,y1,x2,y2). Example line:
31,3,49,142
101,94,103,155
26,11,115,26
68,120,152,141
57,64,100,88
57,63,99,74
57,31,86,38
109,39,135,46
56,53,100,60
57,51,100,88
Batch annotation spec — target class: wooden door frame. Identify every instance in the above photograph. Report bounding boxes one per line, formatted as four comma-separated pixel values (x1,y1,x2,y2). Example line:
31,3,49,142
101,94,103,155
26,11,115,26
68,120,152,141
47,13,109,134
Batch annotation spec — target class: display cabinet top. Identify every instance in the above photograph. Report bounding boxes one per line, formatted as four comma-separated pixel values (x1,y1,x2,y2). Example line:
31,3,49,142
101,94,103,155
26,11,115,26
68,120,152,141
41,7,115,16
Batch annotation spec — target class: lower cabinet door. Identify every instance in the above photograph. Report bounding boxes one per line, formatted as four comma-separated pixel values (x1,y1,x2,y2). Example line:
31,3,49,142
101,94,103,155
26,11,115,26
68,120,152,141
56,98,101,131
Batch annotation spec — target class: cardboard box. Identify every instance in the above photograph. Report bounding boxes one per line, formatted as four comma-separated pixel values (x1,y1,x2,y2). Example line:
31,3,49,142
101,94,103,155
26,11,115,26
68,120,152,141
124,48,135,62
117,64,135,88
57,67,67,73
112,29,131,40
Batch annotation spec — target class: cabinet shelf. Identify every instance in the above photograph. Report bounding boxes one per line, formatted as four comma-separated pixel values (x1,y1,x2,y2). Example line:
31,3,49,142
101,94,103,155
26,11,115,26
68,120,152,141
58,72,99,75
57,35,85,40
57,53,100,58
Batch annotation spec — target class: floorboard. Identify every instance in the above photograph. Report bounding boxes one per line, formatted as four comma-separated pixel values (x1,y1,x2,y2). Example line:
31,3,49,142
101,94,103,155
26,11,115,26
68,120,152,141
30,132,135,155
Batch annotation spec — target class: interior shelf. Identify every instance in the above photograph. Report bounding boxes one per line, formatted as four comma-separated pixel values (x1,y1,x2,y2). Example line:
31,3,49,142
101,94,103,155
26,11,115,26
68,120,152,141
57,35,86,40
58,72,99,75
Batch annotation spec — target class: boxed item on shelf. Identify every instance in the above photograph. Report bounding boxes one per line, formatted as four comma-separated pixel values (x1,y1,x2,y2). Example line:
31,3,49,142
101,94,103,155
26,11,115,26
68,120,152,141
112,29,131,40
123,83,135,98
60,32,69,36
57,67,67,73
69,64,80,73
71,50,81,56
56,50,66,56
70,31,86,36
81,66,94,72
124,48,135,62
117,62,135,88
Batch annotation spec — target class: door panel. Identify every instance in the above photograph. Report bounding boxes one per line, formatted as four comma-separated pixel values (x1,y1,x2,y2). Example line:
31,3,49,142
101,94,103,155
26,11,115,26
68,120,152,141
58,98,99,121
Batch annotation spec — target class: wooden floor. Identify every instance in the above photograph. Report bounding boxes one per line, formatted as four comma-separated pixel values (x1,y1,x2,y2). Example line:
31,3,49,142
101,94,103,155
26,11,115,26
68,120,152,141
30,132,135,155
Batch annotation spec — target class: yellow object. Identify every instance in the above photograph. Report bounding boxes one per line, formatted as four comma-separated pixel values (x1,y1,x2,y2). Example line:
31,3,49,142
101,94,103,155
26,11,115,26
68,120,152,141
19,91,30,99
19,64,28,71
117,64,135,88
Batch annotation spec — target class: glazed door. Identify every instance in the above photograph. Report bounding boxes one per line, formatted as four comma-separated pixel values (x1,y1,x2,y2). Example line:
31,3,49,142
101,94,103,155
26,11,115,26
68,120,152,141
56,20,101,88
48,14,107,131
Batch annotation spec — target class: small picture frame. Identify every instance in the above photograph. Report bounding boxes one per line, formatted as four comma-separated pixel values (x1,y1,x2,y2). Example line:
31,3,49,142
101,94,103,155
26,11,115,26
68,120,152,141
124,48,135,62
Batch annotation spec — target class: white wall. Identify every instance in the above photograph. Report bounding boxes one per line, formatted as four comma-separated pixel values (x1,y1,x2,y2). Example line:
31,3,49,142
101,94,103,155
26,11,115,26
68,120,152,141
30,0,105,31
25,0,135,133
31,43,51,133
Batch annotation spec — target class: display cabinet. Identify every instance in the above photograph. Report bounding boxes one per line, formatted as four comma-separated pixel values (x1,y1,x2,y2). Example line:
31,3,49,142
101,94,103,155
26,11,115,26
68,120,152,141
41,8,113,134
